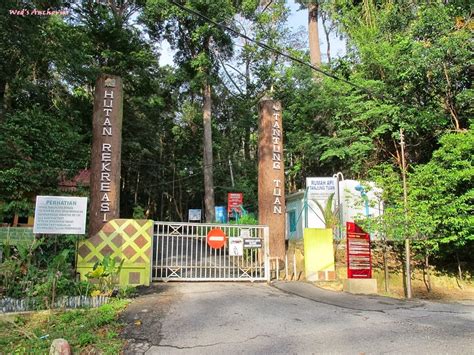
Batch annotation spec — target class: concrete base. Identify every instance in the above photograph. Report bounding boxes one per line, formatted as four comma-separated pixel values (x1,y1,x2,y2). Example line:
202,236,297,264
343,278,378,295
306,270,336,281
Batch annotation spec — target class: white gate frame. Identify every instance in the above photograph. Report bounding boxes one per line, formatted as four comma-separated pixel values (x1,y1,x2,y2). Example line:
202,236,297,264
151,222,270,282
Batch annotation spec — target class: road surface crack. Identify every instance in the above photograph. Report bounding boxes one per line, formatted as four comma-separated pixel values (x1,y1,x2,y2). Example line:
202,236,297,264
158,334,271,350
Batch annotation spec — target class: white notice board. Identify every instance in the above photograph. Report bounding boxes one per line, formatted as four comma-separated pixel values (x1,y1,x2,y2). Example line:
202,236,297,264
33,196,88,235
306,177,337,200
229,237,244,256
188,209,202,221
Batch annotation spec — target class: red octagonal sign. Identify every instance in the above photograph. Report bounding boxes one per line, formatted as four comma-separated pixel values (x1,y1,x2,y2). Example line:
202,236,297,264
207,228,226,249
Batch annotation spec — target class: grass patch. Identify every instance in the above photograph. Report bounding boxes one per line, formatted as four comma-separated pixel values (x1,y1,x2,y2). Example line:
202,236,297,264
0,299,130,353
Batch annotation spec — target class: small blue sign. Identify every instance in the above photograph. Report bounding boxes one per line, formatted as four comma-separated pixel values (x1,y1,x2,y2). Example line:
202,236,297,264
215,206,227,223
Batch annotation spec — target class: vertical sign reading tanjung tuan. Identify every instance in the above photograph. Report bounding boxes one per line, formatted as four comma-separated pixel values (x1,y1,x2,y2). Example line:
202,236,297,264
346,222,372,278
258,97,285,260
89,74,123,236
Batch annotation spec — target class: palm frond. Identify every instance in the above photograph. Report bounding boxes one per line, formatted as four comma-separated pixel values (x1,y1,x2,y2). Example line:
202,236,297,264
314,193,340,229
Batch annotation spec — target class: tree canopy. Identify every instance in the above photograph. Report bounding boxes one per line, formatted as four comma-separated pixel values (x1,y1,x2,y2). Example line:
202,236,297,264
0,0,471,270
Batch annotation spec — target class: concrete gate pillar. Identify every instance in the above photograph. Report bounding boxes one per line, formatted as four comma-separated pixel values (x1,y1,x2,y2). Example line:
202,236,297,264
258,97,286,261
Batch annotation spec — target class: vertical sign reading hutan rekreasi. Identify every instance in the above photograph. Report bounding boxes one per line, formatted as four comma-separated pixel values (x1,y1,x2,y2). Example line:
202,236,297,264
89,74,123,236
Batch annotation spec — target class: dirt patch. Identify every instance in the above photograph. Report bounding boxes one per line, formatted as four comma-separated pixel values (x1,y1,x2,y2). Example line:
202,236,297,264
120,283,178,354
313,267,474,302
419,287,474,301
313,280,344,292
386,281,474,301
332,241,474,302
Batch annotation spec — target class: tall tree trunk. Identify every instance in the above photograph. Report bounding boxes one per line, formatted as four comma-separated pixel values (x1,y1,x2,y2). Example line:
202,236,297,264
243,57,251,161
134,171,140,205
0,81,6,120
244,127,251,160
423,251,432,293
443,63,461,131
203,81,215,222
321,15,331,64
160,192,165,220
455,251,464,289
456,251,463,281
172,159,176,217
308,2,322,69
178,175,183,220
159,136,164,221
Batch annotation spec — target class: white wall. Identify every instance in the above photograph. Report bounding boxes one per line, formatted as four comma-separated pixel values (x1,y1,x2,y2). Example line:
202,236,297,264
339,180,383,227
286,179,384,240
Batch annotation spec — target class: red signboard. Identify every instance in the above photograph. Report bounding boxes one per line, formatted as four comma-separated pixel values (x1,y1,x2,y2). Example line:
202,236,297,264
227,192,243,217
346,222,372,279
207,228,227,249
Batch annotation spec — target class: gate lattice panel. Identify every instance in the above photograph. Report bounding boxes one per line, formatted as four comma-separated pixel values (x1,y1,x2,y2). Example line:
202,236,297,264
152,222,269,282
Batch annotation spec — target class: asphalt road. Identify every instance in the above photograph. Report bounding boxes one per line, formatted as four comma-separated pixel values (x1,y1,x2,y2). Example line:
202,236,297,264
121,282,474,354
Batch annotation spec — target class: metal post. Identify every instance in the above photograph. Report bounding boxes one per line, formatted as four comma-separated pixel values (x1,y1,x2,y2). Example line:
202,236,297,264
333,172,344,239
276,259,279,281
304,187,308,228
228,159,235,188
264,226,271,283
400,128,412,299
293,253,297,280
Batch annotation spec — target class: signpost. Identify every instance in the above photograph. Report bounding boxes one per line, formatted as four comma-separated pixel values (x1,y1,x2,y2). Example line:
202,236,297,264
258,98,286,261
89,74,123,237
240,229,250,238
188,209,202,222
243,238,262,249
229,237,243,256
215,206,227,223
206,228,226,249
306,177,337,200
346,222,372,278
227,192,243,218
33,196,88,235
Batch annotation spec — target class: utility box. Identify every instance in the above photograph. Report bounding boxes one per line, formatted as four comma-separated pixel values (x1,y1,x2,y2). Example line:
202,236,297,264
303,228,335,281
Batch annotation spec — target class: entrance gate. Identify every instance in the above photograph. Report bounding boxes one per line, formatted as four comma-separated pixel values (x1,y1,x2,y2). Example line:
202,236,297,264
152,222,270,282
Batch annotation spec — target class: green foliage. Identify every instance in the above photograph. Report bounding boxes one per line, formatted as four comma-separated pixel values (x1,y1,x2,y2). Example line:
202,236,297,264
144,0,236,84
233,213,258,225
365,130,473,273
78,332,96,346
283,0,471,185
314,193,340,230
0,108,86,212
0,299,129,353
0,0,471,275
280,2,472,275
86,255,125,294
0,236,96,307
0,238,44,298
132,205,146,219
366,163,406,243
117,285,138,299
409,130,474,268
